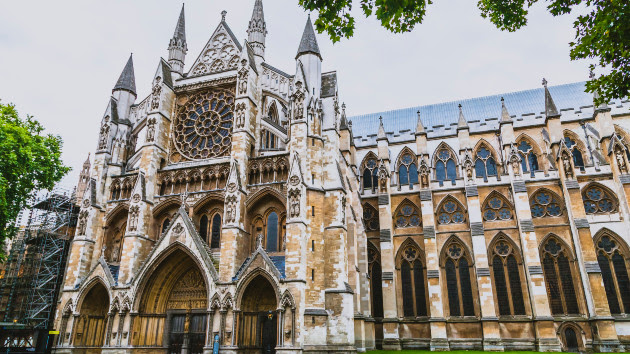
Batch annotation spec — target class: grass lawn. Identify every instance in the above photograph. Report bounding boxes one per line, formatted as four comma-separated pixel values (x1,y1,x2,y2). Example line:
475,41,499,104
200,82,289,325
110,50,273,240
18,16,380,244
367,351,549,354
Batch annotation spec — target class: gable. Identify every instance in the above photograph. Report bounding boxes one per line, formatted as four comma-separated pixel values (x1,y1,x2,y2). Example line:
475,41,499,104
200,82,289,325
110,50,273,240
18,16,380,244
188,22,242,77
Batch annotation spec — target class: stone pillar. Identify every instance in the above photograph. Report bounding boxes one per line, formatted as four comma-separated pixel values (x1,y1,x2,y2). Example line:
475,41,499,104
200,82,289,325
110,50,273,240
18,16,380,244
104,312,115,347
116,311,127,347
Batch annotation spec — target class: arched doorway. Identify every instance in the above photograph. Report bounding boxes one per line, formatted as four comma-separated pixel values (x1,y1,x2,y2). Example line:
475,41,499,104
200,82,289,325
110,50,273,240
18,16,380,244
135,249,208,354
74,281,110,348
239,275,278,354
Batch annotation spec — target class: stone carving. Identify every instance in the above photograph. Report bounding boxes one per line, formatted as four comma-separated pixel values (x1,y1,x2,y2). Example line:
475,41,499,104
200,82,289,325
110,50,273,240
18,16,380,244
227,182,237,193
463,150,474,179
151,77,162,110
172,223,184,235
82,199,90,209
190,29,239,76
129,206,140,232
378,165,389,193
616,148,628,173
508,144,521,177
98,124,110,150
77,210,89,235
235,102,246,129
562,152,574,178
238,59,249,95
146,118,157,143
289,189,300,218
132,194,141,203
256,232,264,249
341,195,347,224
291,82,305,120
111,239,121,263
419,158,430,188
225,196,237,224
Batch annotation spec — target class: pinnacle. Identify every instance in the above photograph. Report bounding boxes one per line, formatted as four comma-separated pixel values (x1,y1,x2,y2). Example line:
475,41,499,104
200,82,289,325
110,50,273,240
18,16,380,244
457,104,468,128
296,14,321,60
543,78,559,118
173,4,186,42
113,54,136,95
501,97,512,123
416,110,425,134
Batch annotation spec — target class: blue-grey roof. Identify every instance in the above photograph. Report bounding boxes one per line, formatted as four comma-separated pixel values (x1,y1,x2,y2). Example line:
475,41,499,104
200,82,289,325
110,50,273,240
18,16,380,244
296,15,321,59
348,81,628,147
113,54,136,95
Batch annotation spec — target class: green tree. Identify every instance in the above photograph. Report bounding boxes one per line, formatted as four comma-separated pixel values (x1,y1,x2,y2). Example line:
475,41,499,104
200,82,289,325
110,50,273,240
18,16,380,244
0,101,70,257
298,0,630,104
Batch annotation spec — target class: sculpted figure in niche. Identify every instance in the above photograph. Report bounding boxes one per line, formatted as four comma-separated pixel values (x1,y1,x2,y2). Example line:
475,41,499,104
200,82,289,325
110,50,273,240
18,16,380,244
256,232,264,249
378,169,388,193
225,196,237,224
111,239,121,263
129,206,140,232
77,210,88,235
289,189,300,218
146,118,157,143
562,152,574,178
151,77,162,110
238,60,249,95
616,148,628,173
98,124,110,150
235,103,246,129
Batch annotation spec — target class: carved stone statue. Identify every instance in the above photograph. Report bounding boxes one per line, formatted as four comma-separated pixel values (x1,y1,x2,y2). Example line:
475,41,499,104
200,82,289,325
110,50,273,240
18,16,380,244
511,157,520,177
151,77,162,110
225,196,237,224
562,153,574,178
146,118,156,143
129,206,140,232
78,210,89,235
98,124,110,150
616,148,628,173
289,189,300,218
238,60,249,95
111,239,121,263
256,232,264,249
235,103,246,129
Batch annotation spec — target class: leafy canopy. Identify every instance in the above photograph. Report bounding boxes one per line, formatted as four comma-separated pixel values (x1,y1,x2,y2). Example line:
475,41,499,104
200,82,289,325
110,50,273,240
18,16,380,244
0,101,70,256
298,0,630,104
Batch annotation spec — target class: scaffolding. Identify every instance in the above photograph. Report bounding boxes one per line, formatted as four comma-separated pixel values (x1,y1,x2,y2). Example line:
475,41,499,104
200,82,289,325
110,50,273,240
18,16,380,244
0,186,78,352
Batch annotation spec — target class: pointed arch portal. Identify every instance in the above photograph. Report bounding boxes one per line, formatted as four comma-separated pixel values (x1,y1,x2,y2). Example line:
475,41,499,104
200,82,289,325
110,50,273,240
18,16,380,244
239,275,279,354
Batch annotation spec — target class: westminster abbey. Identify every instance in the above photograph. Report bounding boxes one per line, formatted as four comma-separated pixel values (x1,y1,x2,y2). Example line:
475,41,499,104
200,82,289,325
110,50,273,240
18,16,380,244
54,1,630,353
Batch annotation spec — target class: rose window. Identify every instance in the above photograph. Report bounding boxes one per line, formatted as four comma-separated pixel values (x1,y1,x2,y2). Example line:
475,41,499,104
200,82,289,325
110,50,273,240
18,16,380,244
173,89,235,160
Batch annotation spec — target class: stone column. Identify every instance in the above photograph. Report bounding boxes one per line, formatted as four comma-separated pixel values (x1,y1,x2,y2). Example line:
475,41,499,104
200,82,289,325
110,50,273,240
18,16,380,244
104,312,115,347
116,311,127,347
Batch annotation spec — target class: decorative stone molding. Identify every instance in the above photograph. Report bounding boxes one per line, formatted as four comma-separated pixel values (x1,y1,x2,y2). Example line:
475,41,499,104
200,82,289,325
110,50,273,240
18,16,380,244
465,186,478,197
382,272,394,280
420,190,432,201
423,226,435,239
427,270,440,279
513,181,527,194
520,219,534,232
528,265,543,275
585,261,601,274
379,229,391,243
476,268,490,277
574,218,590,229
620,174,630,184
378,195,389,205
470,222,484,236
565,180,580,190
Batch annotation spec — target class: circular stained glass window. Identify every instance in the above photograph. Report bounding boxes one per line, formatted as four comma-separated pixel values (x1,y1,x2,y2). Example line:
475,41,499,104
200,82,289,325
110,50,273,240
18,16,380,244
173,89,235,160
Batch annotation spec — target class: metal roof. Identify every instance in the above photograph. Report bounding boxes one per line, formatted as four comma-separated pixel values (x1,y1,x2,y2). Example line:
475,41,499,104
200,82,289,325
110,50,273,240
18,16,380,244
296,15,321,59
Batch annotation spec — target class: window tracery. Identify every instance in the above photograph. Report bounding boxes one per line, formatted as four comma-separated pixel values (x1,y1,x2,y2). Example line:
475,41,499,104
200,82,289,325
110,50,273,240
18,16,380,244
395,202,421,228
361,154,379,192
435,147,457,185
173,89,235,160
443,239,475,317
398,242,428,317
251,210,286,253
594,232,630,315
397,150,419,187
474,144,498,181
482,194,513,222
489,236,526,316
564,134,585,170
437,197,466,225
541,237,580,315
517,139,539,176
530,189,563,218
199,211,222,249
582,184,617,215
363,203,380,231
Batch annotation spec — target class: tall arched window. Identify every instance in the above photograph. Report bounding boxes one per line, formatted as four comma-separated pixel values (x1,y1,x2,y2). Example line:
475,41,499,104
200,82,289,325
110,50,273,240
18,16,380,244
517,139,539,177
368,244,383,318
541,237,580,315
211,214,222,249
482,193,513,221
564,135,585,170
361,155,379,192
261,129,278,150
363,203,380,231
398,242,428,317
268,102,279,123
435,148,457,185
530,189,563,218
474,144,498,181
267,212,279,252
583,184,617,215
489,236,526,316
398,150,419,187
394,201,421,228
443,239,475,317
594,232,630,315
200,215,209,240
437,197,466,225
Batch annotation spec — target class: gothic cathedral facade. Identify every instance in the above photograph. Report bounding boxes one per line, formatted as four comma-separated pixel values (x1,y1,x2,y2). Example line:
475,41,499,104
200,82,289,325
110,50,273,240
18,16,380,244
55,1,630,353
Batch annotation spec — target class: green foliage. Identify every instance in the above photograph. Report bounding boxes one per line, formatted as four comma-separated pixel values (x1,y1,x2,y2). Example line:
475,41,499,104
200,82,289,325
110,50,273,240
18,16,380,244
298,0,630,104
0,101,70,256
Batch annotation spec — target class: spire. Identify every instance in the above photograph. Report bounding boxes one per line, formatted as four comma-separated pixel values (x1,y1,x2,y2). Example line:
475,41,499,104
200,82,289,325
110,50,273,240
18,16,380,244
296,15,321,60
543,78,559,118
83,153,91,168
113,54,136,95
416,110,425,135
457,104,468,129
500,97,512,124
377,116,387,141
169,4,188,76
247,0,267,58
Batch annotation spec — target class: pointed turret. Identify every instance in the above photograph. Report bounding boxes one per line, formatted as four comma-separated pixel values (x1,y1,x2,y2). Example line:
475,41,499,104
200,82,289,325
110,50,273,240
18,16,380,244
76,153,91,202
168,4,188,76
543,78,560,118
457,104,469,129
416,110,425,135
247,0,267,59
296,15,321,60
500,97,512,124
113,54,136,95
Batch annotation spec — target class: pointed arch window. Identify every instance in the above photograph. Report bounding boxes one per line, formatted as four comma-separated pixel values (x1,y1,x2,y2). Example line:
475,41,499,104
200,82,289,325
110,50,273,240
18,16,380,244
443,239,475,317
595,233,630,315
362,156,379,192
267,212,279,252
541,237,580,315
490,237,526,316
530,190,563,218
363,204,380,231
398,151,419,187
199,212,222,248
435,148,457,185
564,135,585,170
368,245,383,318
517,139,539,177
395,202,421,228
437,198,466,225
211,214,222,248
482,195,513,221
161,218,171,236
398,243,428,317
261,129,278,150
583,185,617,215
474,145,498,181
268,102,279,123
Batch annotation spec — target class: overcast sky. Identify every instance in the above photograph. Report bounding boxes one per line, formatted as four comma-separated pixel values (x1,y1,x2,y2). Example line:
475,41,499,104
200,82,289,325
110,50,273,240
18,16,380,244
0,0,591,186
